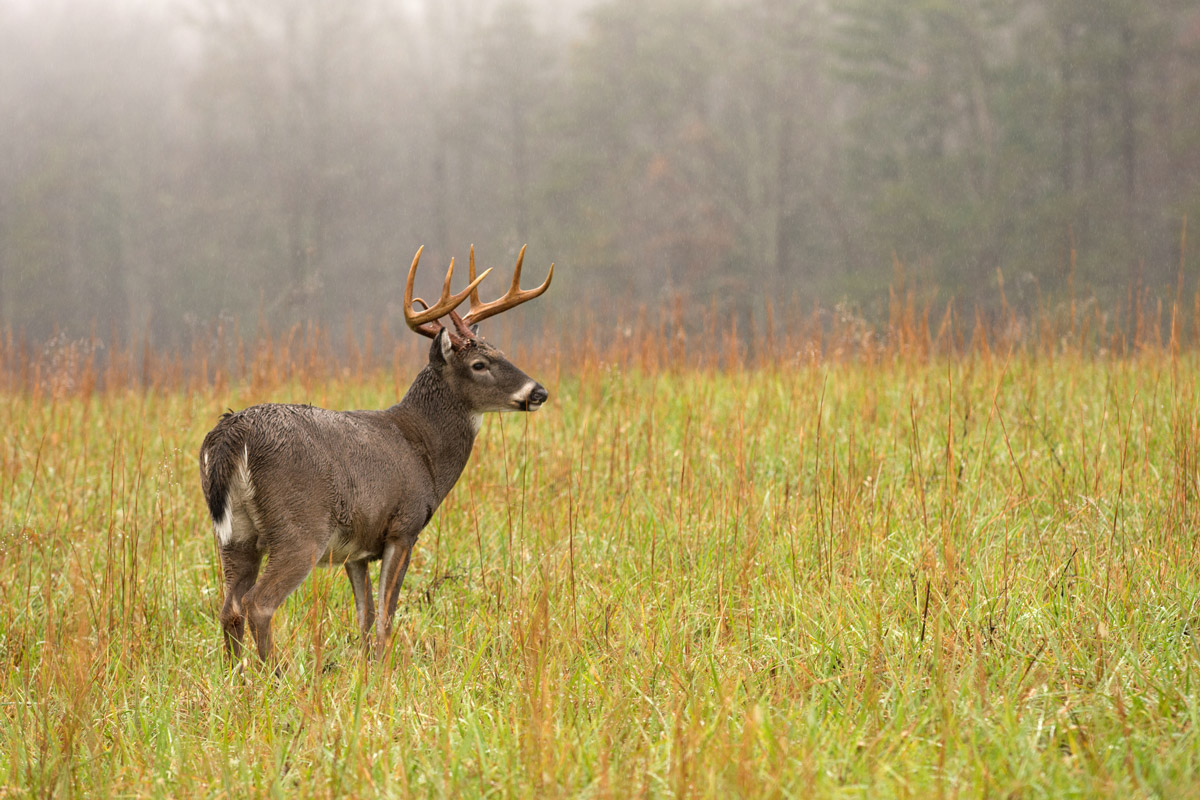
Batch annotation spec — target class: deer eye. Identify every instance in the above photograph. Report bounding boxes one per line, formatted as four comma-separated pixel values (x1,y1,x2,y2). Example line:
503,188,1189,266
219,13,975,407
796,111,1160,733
471,361,488,372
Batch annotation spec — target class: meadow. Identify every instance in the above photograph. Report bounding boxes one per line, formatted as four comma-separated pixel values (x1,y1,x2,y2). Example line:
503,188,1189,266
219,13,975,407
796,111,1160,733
2,302,1199,798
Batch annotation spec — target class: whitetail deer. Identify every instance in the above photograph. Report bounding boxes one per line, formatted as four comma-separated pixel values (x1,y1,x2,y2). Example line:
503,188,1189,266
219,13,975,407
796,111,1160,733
199,246,552,664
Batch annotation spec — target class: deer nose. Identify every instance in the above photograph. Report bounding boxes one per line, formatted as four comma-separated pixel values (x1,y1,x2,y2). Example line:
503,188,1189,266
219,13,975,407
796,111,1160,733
529,386,549,407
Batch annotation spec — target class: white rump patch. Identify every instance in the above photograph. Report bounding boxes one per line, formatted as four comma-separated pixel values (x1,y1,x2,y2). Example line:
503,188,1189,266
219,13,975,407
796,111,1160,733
236,444,254,501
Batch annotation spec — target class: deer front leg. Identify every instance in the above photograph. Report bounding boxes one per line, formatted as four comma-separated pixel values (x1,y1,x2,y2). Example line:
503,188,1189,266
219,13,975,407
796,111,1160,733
344,560,375,648
375,531,418,658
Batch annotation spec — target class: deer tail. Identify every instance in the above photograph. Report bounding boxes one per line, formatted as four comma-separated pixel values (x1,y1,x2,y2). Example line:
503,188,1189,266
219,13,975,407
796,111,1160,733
199,411,253,537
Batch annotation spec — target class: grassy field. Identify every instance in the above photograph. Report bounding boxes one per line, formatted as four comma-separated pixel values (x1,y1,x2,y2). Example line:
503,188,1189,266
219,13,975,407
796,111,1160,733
2,323,1200,797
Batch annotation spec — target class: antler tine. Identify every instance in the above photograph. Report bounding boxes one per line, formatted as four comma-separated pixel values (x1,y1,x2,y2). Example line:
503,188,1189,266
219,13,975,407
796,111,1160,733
467,245,482,306
508,244,527,295
403,246,493,336
461,244,554,326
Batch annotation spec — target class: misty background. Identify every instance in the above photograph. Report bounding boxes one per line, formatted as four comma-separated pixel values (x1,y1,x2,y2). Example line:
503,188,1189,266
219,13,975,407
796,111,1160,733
2,0,1199,347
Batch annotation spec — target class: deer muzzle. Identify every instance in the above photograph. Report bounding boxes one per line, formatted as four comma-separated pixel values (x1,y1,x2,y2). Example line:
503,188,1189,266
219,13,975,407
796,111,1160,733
515,382,549,411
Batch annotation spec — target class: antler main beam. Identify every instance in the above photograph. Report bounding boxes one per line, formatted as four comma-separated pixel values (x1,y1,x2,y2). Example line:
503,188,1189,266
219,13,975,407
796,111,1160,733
403,246,492,337
461,245,554,327
403,245,552,338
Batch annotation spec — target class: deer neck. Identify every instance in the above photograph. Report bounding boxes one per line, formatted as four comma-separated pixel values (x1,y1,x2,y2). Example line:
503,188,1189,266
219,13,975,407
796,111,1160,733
391,366,479,500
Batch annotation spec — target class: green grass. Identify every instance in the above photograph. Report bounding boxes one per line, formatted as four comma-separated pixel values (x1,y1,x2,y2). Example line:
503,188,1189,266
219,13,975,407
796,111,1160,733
2,350,1200,797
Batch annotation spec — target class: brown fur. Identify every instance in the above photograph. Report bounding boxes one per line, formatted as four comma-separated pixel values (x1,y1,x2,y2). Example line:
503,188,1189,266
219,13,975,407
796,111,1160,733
199,329,547,664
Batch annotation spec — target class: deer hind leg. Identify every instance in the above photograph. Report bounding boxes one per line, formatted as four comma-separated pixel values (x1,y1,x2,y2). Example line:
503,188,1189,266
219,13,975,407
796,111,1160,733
376,532,419,658
344,560,375,647
241,535,324,665
219,541,263,660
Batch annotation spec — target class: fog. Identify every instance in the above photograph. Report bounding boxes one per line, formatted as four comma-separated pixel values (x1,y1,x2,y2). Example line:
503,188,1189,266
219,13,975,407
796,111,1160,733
2,0,1198,345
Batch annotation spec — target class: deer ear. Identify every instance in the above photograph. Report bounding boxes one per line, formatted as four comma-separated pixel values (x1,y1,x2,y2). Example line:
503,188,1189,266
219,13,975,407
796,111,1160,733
439,328,455,362
470,324,480,337
429,328,453,365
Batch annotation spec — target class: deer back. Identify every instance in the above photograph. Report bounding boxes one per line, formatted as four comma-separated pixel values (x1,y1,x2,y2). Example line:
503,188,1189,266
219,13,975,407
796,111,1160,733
200,400,462,554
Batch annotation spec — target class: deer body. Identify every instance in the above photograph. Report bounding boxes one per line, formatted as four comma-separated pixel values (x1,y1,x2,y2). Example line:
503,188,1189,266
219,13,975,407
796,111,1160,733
199,246,551,664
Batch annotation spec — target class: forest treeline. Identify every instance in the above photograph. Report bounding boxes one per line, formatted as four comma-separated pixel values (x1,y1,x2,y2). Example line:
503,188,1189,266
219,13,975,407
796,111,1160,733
2,0,1199,345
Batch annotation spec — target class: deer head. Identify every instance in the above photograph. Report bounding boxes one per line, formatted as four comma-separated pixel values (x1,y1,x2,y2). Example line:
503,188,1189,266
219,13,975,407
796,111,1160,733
202,246,556,666
403,245,553,413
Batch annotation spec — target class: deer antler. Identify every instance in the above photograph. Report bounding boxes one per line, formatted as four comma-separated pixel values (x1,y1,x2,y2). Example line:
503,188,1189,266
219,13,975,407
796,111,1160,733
403,246,493,338
460,244,554,327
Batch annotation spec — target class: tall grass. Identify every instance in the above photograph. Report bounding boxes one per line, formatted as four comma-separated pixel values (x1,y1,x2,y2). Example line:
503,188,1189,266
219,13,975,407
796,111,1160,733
1,291,1199,797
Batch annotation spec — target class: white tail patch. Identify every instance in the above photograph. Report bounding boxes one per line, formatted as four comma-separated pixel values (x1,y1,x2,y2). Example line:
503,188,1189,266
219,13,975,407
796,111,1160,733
213,444,254,548
214,498,234,546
